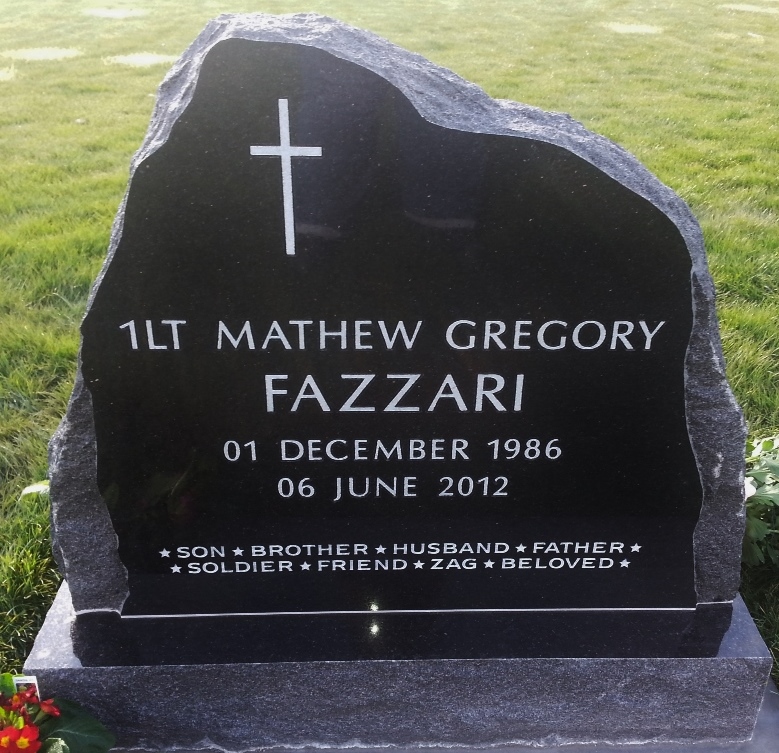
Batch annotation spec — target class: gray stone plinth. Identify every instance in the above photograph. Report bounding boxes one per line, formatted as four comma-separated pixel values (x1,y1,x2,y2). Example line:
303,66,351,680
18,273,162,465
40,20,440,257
166,684,779,753
26,582,772,750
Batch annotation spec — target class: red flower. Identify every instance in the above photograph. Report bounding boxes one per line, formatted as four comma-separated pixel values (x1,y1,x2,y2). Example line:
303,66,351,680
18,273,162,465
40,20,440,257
0,727,20,750
8,695,23,712
10,689,37,711
14,725,40,753
0,725,41,753
37,700,59,717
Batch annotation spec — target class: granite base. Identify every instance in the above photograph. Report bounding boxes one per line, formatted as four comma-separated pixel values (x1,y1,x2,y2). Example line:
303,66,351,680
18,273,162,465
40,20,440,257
155,686,779,753
25,582,772,750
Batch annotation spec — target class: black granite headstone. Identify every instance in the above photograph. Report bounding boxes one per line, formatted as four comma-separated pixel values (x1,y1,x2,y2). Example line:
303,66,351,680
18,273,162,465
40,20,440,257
51,14,745,666
28,15,774,750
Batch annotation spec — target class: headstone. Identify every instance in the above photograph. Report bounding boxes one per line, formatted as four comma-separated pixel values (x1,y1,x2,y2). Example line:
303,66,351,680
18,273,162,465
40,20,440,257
26,13,772,750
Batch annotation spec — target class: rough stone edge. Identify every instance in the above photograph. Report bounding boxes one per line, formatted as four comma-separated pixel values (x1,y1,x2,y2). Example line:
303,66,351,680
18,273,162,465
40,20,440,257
49,369,127,613
51,12,745,610
25,585,772,749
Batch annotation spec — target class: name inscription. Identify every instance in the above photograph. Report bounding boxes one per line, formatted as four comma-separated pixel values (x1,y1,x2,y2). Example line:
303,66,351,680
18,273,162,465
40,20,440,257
119,318,666,352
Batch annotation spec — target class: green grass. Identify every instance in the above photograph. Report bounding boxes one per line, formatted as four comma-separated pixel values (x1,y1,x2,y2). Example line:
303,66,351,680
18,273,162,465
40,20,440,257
742,564,779,683
1,0,779,673
0,487,60,669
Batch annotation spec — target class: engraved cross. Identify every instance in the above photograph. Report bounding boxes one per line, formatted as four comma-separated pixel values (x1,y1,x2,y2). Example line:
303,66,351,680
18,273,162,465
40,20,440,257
250,98,322,256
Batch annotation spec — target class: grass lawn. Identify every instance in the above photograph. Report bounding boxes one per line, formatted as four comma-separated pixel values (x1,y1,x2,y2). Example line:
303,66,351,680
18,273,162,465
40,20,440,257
1,0,778,677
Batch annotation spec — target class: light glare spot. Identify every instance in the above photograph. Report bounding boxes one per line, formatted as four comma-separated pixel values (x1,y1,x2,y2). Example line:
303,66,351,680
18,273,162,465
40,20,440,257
369,622,380,635
721,4,779,14
84,8,147,18
0,48,82,61
104,53,178,68
603,23,662,34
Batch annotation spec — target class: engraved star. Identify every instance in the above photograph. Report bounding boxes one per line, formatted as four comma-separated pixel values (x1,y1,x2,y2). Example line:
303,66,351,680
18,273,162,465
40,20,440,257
516,544,526,552
484,560,495,568
375,545,386,553
414,560,424,569
159,549,170,558
300,562,311,570
170,564,181,573
620,559,630,568
631,544,642,552
233,547,244,556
